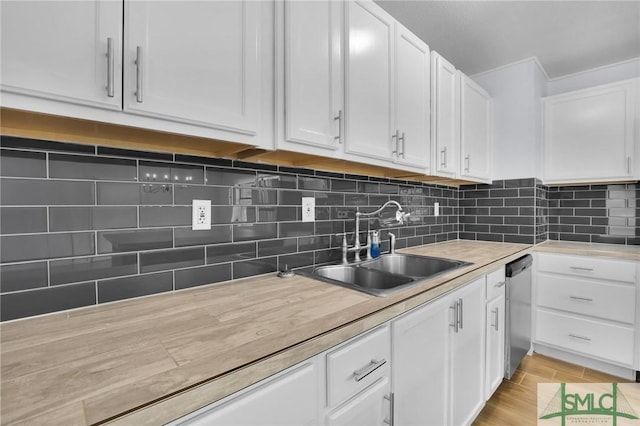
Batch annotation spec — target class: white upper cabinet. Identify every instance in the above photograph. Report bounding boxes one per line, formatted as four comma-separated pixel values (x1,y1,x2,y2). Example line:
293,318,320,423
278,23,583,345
542,78,638,184
394,24,431,171
431,51,459,179
275,0,343,155
1,0,123,110
344,0,395,161
459,72,492,183
124,1,262,136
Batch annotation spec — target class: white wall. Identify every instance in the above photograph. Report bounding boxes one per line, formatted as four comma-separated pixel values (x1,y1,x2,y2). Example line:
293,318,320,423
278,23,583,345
472,58,544,180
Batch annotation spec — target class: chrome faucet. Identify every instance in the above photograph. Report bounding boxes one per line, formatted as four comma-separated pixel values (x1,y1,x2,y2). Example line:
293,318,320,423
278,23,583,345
339,200,410,263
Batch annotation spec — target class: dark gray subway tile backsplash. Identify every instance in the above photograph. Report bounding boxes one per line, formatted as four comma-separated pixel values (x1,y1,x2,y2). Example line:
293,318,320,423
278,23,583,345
1,136,636,321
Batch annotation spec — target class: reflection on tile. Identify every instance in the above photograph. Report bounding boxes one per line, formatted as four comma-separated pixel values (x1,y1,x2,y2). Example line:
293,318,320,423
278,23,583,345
0,233,94,263
139,206,191,227
140,247,204,273
139,161,204,185
174,185,230,205
1,282,96,321
298,235,331,251
50,254,138,285
314,248,342,265
345,194,369,206
175,226,232,247
279,222,314,237
232,223,277,241
98,228,172,254
0,149,46,177
97,182,172,205
315,221,344,235
357,182,380,194
258,238,297,257
0,261,48,292
0,136,95,154
0,207,47,234
211,206,256,224
206,167,256,187
232,257,277,279
315,193,344,206
49,206,137,231
298,177,330,191
257,173,296,189
97,146,173,161
331,179,357,192
380,183,399,194
279,252,313,269
49,154,137,181
174,264,232,290
207,242,256,264
98,272,173,303
232,188,277,205
258,206,297,222
279,190,313,206
1,179,95,205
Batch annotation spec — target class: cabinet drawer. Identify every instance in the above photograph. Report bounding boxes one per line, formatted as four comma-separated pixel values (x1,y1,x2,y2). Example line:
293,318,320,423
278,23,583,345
537,253,636,283
536,309,634,366
486,267,506,300
326,325,390,407
537,274,635,324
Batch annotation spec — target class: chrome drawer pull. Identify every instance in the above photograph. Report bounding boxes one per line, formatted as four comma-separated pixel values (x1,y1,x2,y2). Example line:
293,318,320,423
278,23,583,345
106,37,115,97
569,295,594,302
569,333,591,342
353,358,387,382
334,110,342,143
135,46,143,103
570,266,594,272
494,281,506,288
384,393,395,426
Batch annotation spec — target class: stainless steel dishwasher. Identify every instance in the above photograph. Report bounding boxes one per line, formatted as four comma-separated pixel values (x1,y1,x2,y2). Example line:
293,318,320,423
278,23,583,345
504,254,533,380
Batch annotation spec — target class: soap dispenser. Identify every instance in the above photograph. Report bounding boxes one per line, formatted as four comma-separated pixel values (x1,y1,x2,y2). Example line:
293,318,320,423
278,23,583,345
370,230,380,258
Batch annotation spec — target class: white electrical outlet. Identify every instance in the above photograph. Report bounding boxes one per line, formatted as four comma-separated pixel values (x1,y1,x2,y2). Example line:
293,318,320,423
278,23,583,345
434,202,440,217
301,197,315,222
192,200,211,230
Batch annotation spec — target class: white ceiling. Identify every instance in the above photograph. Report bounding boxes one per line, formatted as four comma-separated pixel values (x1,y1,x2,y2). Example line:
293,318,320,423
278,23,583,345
374,1,640,79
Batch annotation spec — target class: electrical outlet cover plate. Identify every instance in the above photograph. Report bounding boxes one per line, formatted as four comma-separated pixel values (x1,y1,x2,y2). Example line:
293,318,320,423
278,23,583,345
192,199,211,230
434,202,440,217
302,197,315,222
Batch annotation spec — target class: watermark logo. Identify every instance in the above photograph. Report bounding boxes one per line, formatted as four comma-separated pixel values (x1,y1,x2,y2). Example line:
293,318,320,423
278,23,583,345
538,383,640,425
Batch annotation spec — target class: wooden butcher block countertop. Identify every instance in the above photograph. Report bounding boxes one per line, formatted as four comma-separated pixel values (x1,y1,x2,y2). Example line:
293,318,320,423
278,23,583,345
0,239,552,426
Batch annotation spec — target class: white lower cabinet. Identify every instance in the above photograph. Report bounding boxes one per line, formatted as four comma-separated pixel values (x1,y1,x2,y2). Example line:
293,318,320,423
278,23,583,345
484,268,506,399
392,276,486,426
326,378,391,426
170,359,320,426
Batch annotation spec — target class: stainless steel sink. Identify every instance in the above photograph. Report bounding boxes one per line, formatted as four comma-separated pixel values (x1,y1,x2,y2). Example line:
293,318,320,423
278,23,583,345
361,254,471,279
297,253,472,297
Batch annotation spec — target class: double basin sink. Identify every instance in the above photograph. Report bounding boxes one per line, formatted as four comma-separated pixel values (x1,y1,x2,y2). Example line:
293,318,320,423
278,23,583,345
298,253,472,297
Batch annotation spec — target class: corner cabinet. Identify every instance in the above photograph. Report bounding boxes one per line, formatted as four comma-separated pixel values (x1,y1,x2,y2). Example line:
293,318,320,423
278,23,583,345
1,0,123,110
459,72,492,183
542,78,638,184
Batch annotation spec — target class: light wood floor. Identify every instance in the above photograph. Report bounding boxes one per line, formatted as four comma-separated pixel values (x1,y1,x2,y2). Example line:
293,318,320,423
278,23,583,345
473,353,633,426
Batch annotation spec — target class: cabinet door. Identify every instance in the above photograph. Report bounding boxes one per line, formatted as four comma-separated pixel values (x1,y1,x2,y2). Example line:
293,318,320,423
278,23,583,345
431,52,459,178
174,361,319,426
451,276,486,426
344,0,394,160
459,73,491,183
280,0,342,152
1,0,122,109
125,1,261,134
392,296,451,426
394,24,430,170
543,79,637,184
485,293,505,399
327,378,390,426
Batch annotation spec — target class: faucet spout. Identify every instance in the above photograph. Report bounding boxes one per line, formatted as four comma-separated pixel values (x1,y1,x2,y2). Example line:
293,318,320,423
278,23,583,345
348,200,408,262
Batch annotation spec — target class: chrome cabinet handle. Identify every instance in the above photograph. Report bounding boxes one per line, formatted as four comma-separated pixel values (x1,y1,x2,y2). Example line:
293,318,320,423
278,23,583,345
458,298,464,330
135,46,143,103
627,156,631,174
570,295,594,302
399,132,405,158
494,281,506,288
106,37,115,98
570,266,594,272
353,359,387,382
491,308,499,331
464,155,470,173
391,130,399,157
440,147,447,167
569,333,591,342
384,393,395,426
449,303,459,333
334,110,342,144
